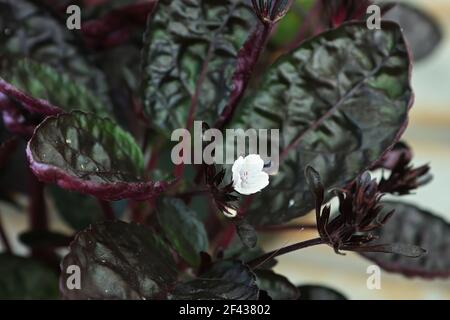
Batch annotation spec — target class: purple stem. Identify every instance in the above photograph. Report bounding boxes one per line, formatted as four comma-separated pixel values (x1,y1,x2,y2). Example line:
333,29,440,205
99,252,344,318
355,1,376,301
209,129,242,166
257,223,317,232
98,199,115,220
0,79,61,116
247,237,324,268
214,23,273,130
29,172,48,231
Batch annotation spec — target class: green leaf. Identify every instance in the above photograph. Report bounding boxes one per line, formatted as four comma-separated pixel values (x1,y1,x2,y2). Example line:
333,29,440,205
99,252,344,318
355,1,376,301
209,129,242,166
49,187,106,230
27,111,171,201
2,59,108,115
60,220,177,300
255,270,299,300
141,0,255,134
360,201,450,279
297,285,347,300
0,0,109,103
0,254,59,299
157,198,208,267
270,0,315,47
170,260,259,300
241,21,413,225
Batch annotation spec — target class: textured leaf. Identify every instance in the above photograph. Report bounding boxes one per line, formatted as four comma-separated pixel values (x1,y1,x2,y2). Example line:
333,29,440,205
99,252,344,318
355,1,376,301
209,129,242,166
142,0,255,133
255,270,299,300
348,243,425,258
60,220,177,300
0,0,110,135
0,254,59,299
242,21,413,225
170,260,259,300
0,59,108,116
82,1,157,50
27,111,171,201
157,198,208,267
384,3,442,61
0,0,109,99
360,201,450,279
297,285,347,300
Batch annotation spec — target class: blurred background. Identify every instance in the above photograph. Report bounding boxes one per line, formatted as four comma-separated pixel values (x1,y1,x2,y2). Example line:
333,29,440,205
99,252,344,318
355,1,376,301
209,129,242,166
0,0,449,299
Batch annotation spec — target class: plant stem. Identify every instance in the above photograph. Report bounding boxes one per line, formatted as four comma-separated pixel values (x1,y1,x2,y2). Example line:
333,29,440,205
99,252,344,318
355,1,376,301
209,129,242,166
214,24,273,130
98,199,115,220
28,172,59,267
247,237,324,269
29,173,48,231
257,224,317,232
0,210,12,254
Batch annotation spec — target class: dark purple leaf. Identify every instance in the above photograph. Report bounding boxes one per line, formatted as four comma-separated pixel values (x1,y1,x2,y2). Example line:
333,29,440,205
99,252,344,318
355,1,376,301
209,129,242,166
142,0,256,133
170,260,259,300
0,0,109,101
0,59,109,116
297,285,347,300
255,269,299,300
346,243,425,258
0,254,59,299
82,1,157,50
360,201,450,279
157,198,208,267
242,21,413,225
60,220,177,300
27,111,172,201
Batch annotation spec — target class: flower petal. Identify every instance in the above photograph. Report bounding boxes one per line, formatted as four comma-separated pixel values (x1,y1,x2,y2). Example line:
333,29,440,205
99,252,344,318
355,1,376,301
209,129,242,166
232,156,244,186
243,154,265,172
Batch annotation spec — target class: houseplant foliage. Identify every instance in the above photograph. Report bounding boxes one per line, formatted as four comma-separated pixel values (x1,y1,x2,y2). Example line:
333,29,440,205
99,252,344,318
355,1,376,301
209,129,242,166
0,0,447,300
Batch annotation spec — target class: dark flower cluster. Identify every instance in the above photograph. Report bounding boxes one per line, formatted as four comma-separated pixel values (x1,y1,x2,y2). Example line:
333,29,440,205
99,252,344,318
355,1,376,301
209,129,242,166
306,167,425,257
251,0,290,24
377,143,432,195
205,164,239,218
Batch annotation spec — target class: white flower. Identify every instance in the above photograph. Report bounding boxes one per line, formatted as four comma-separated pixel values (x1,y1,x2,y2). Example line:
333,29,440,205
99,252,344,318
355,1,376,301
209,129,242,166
232,154,269,195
